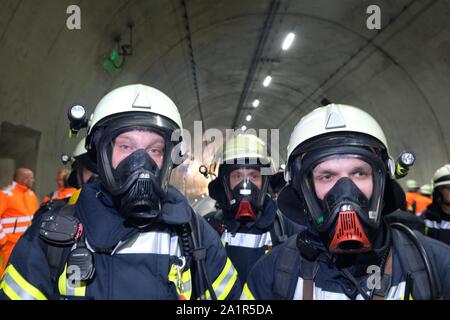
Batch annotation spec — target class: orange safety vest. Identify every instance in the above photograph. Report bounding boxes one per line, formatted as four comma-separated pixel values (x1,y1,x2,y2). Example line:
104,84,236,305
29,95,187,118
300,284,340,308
0,181,39,274
405,191,421,213
41,187,77,204
0,223,6,247
413,195,432,216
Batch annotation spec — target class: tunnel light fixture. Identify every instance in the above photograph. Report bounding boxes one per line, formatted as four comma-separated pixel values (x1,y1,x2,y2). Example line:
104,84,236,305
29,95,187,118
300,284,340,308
263,75,272,87
241,125,247,131
252,99,260,108
282,32,295,51
246,115,252,122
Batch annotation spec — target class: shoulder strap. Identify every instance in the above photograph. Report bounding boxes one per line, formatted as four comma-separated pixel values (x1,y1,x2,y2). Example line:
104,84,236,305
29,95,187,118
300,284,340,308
270,209,288,246
273,232,321,300
273,236,300,299
204,210,226,236
41,205,78,286
372,249,393,300
391,223,441,299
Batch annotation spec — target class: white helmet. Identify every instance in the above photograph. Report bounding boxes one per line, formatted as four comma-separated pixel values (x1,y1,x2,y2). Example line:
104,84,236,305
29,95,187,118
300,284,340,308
72,137,97,174
419,184,432,196
285,104,394,182
85,84,185,219
406,179,419,190
87,84,182,137
433,164,450,189
283,104,394,239
73,137,88,158
68,137,96,188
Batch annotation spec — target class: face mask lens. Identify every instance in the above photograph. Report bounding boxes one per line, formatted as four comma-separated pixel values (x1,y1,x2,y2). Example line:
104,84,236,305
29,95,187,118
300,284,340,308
222,166,267,222
228,168,262,192
301,153,385,231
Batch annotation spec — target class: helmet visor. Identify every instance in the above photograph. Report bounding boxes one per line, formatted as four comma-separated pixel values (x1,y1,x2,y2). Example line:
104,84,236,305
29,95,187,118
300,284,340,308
296,148,386,232
221,164,269,210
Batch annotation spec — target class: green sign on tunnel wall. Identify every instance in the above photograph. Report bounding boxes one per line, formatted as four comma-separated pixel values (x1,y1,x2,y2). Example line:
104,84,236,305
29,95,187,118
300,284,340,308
101,50,123,75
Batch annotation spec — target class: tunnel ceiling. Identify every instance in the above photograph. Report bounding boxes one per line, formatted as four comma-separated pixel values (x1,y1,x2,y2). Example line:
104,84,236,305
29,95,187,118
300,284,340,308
1,0,450,196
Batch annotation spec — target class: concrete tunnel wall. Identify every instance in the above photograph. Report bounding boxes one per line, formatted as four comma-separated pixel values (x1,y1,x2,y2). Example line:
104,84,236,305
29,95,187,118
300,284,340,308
0,0,449,200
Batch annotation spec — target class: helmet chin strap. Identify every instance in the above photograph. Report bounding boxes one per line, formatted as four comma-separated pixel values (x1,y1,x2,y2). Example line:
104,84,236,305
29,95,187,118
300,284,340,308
328,210,372,254
234,199,257,222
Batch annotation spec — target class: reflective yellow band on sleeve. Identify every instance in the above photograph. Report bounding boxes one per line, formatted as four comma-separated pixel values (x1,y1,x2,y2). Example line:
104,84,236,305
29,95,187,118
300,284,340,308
240,283,256,300
168,263,192,300
0,264,47,300
67,189,81,205
205,257,238,300
58,264,86,297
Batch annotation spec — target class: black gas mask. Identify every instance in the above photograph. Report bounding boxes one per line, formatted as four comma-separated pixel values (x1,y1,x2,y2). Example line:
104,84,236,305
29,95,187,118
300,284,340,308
290,134,389,254
88,114,182,227
319,177,374,253
228,179,261,222
220,164,270,223
112,149,165,223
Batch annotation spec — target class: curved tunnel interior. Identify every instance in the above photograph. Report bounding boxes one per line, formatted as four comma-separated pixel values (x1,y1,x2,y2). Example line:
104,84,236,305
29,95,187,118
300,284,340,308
0,0,449,201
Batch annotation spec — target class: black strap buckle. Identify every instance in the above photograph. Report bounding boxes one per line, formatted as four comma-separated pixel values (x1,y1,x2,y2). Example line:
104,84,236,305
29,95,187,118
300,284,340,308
40,212,81,245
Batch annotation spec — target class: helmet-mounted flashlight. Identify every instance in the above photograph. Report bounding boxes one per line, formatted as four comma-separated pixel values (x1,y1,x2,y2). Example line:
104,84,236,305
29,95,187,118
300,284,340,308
61,153,72,165
68,105,88,138
395,151,416,179
199,165,209,178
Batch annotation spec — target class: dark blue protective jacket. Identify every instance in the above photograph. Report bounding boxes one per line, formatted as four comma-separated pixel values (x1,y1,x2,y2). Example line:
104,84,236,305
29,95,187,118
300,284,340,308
241,223,450,300
205,195,303,286
0,181,240,300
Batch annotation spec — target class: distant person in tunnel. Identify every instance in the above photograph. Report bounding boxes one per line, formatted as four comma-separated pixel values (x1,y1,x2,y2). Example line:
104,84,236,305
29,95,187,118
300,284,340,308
405,179,421,214
241,104,450,300
422,165,450,246
0,84,240,300
65,137,98,205
0,168,39,275
205,134,302,287
41,168,77,205
32,138,97,223
413,184,433,216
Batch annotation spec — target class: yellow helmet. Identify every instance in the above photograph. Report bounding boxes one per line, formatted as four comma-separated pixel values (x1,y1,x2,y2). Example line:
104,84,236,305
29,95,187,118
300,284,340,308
208,134,276,222
219,134,275,171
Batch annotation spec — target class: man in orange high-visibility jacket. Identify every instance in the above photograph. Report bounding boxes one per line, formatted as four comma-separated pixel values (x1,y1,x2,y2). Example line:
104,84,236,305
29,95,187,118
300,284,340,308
405,179,421,214
41,168,77,204
414,184,433,216
0,168,39,275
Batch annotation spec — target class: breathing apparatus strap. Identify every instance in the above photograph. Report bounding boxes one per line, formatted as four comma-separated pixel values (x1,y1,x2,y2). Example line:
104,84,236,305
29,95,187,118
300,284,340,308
372,249,393,300
390,223,441,300
270,209,288,246
188,211,217,300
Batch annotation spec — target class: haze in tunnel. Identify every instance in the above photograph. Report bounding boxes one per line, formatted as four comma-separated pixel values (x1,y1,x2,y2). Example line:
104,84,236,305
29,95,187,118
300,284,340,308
0,0,449,201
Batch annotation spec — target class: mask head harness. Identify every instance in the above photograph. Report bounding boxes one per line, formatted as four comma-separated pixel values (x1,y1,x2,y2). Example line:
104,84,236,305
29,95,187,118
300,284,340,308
289,132,389,254
86,112,182,227
218,160,270,224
